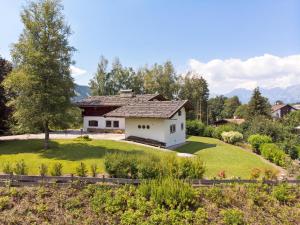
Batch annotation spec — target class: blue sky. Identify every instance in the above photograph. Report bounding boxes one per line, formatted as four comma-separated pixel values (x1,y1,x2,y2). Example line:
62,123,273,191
1,0,300,93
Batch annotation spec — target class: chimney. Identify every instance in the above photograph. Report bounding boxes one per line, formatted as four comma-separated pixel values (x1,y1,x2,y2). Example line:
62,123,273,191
120,89,135,98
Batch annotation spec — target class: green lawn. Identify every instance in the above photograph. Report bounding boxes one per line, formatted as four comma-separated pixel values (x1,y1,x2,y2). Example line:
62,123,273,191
0,136,277,178
0,139,168,175
175,136,277,178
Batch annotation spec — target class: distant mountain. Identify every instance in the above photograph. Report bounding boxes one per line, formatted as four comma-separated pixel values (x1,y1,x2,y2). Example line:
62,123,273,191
73,84,90,102
225,85,300,104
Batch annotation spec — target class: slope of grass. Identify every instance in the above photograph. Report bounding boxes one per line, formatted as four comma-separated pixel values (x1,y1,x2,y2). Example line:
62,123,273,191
175,136,277,178
0,139,168,175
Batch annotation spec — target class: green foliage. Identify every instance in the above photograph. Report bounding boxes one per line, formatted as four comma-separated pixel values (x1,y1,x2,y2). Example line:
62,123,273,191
203,125,214,137
248,134,272,153
234,104,248,119
3,0,75,148
263,168,277,180
39,163,48,176
260,143,287,167
90,164,98,177
0,196,10,211
212,124,238,139
272,184,295,204
2,162,13,174
137,156,161,179
14,160,28,175
186,120,206,136
221,209,245,225
222,96,241,119
221,131,243,144
76,162,88,177
138,178,196,210
250,168,261,179
247,87,271,118
208,95,227,122
178,157,205,179
50,163,63,176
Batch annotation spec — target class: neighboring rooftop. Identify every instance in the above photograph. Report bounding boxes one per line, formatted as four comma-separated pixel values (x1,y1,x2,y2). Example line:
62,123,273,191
271,104,296,112
105,100,189,119
77,93,165,107
293,104,300,110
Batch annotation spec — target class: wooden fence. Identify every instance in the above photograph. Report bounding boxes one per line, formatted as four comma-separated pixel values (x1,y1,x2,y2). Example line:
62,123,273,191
0,174,299,187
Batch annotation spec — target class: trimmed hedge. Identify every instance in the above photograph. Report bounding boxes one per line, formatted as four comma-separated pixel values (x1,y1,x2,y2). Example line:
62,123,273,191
221,131,243,144
248,134,272,153
186,120,206,136
259,143,287,167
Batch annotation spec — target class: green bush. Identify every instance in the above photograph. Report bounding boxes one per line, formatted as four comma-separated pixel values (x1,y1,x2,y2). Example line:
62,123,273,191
248,134,272,153
39,163,48,176
221,209,245,225
90,164,98,177
14,160,28,175
0,196,10,211
178,156,205,179
186,120,205,136
2,162,13,175
272,184,295,204
75,135,91,141
138,178,196,210
137,156,161,179
76,162,88,177
203,125,214,137
260,143,287,167
50,163,63,176
212,125,237,140
104,153,138,178
221,131,243,144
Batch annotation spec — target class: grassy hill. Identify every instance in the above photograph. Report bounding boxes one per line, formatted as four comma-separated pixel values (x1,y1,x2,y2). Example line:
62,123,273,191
0,136,277,178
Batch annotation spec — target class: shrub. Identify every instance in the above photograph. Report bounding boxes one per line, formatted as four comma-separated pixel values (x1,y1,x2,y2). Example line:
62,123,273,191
2,162,13,174
221,209,245,225
14,160,28,175
263,168,277,180
39,163,48,176
138,178,196,210
194,208,209,224
218,170,226,179
203,125,214,137
248,134,272,153
76,162,88,177
50,163,63,176
260,143,287,167
137,156,160,179
90,164,98,177
272,184,295,204
75,135,91,141
178,156,205,179
0,196,10,211
212,125,237,140
186,120,205,136
221,131,243,144
104,153,138,178
250,168,261,179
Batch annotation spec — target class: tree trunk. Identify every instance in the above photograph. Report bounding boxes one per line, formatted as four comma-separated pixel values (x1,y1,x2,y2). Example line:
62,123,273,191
44,121,49,149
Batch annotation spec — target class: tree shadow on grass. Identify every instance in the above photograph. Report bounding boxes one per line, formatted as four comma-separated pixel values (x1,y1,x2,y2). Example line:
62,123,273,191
174,141,216,154
0,139,147,161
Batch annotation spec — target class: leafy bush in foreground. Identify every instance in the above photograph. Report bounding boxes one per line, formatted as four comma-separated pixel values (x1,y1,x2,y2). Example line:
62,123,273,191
248,134,272,153
221,209,245,225
14,160,28,175
186,120,206,136
221,131,243,144
50,163,63,176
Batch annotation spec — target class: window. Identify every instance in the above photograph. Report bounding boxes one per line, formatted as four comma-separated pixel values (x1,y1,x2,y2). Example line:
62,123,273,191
178,110,182,116
138,125,141,129
113,121,119,128
181,123,184,130
106,120,112,127
146,125,150,129
170,124,176,134
88,120,98,127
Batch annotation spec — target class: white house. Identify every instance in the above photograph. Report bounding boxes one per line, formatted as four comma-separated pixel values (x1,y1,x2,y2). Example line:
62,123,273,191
105,100,189,147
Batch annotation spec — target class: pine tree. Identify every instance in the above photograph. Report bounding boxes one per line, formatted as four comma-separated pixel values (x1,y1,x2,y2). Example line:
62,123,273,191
4,0,75,149
248,87,271,118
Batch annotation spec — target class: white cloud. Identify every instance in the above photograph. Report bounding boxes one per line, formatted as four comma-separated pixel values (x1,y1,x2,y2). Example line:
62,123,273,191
187,54,300,94
70,65,87,76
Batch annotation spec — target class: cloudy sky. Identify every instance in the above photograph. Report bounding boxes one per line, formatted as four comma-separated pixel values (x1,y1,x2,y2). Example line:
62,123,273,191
1,0,300,94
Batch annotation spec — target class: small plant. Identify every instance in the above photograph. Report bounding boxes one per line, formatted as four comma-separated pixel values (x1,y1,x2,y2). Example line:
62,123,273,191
250,168,261,179
50,163,63,176
2,162,13,174
14,160,28,175
272,184,295,204
90,163,98,177
221,209,245,225
218,170,226,179
76,162,88,177
0,196,10,211
39,163,48,176
263,168,277,180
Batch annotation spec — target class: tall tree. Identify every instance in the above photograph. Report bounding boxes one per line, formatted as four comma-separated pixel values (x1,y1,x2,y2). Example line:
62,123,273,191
208,95,227,122
222,96,241,118
4,0,75,149
0,56,12,134
234,104,249,119
247,87,271,118
89,56,109,96
179,72,209,122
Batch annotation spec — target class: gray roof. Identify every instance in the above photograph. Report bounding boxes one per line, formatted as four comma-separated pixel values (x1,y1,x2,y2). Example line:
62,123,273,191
77,94,163,107
105,100,189,119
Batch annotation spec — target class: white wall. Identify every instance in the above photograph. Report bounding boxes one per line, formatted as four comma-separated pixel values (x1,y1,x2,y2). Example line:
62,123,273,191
125,108,186,147
83,116,125,131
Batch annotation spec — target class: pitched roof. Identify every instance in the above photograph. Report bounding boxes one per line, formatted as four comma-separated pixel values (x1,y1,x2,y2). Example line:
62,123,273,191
105,100,189,119
271,104,296,112
77,94,163,107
